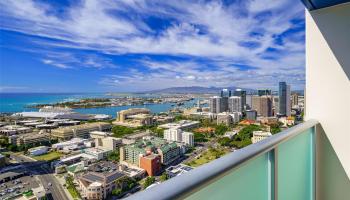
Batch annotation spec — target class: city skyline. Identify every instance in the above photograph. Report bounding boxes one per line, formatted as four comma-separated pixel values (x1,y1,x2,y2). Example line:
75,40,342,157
0,0,305,93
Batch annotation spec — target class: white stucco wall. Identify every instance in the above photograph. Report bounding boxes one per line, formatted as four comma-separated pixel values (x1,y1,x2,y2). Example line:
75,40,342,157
305,3,350,178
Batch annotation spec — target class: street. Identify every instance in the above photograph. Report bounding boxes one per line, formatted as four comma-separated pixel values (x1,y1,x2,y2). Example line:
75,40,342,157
10,154,71,200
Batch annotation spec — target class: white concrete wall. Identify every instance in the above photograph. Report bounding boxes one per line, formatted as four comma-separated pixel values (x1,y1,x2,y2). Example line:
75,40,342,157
305,3,350,178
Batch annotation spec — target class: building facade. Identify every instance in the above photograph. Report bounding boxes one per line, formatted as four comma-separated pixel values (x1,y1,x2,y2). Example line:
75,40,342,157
209,96,228,114
251,131,272,144
252,95,272,117
139,154,161,176
278,82,291,116
228,96,242,113
79,171,125,200
163,129,194,146
233,89,246,111
51,122,111,141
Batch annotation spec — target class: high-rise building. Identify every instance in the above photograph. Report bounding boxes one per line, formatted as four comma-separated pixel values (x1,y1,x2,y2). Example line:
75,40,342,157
260,96,273,117
164,128,182,142
252,96,272,117
182,132,194,147
164,128,194,146
273,96,279,116
209,96,227,113
245,95,253,110
291,93,299,107
220,89,231,97
228,96,242,113
233,89,246,111
278,82,291,116
209,96,217,113
258,89,272,96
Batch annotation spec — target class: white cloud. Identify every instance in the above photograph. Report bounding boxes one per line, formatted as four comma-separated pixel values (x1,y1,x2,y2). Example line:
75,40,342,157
0,0,306,90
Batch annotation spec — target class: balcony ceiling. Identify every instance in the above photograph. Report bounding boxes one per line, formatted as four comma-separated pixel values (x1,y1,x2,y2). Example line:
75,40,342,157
301,0,350,10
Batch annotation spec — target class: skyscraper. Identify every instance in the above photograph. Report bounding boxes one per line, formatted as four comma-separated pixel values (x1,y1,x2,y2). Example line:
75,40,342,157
278,82,291,116
209,96,218,113
220,89,231,97
258,89,272,96
291,93,299,107
252,95,272,117
228,96,242,113
245,95,253,110
233,89,246,111
209,96,228,113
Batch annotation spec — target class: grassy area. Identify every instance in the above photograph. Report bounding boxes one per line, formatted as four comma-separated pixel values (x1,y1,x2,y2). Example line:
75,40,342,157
67,187,80,199
32,151,62,161
186,148,229,167
66,176,81,199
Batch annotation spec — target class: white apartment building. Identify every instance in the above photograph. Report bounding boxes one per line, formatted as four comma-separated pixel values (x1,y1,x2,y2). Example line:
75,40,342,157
95,137,122,151
164,129,182,142
182,131,194,147
251,131,272,144
164,128,194,146
84,148,111,160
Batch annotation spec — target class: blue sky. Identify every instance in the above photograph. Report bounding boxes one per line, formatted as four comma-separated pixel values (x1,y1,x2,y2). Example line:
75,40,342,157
0,0,306,93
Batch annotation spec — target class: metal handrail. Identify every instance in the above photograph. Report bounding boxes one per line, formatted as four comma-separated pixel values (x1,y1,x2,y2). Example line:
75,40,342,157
126,119,319,200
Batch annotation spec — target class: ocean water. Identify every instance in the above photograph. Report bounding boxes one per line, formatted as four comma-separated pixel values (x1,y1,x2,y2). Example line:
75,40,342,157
0,93,197,117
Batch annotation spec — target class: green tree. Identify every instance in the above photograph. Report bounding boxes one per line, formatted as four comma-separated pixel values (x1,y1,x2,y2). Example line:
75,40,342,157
217,137,231,147
0,136,9,147
215,124,229,136
143,176,155,188
112,188,122,196
107,150,120,161
194,133,208,143
112,125,134,137
159,173,168,182
8,144,17,151
231,124,261,148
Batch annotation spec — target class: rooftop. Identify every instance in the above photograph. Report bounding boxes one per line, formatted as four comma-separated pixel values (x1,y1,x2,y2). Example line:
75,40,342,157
81,170,125,184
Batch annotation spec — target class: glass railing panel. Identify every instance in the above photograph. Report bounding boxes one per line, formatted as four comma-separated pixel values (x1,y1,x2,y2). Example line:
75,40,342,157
277,127,314,200
185,151,273,200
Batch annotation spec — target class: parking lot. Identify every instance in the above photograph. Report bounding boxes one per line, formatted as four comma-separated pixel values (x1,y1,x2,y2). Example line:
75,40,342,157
0,175,40,199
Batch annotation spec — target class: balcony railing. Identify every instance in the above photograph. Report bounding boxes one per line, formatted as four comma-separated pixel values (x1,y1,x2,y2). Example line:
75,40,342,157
126,119,319,200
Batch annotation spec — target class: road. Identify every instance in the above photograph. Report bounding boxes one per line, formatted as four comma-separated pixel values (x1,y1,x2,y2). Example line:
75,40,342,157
10,154,71,200
182,139,217,163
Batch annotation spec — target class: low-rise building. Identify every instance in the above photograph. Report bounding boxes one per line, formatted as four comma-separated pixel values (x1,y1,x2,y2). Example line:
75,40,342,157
157,142,181,165
0,125,32,136
28,146,49,156
89,131,112,139
84,148,111,160
114,108,153,127
279,116,295,127
79,171,125,200
245,110,257,120
120,137,181,167
67,161,87,177
223,131,238,139
158,120,200,130
52,138,88,151
9,132,50,146
59,153,96,166
251,131,272,144
153,115,175,124
118,165,145,179
95,137,122,151
166,164,193,178
51,122,111,140
217,112,232,126
139,154,161,176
